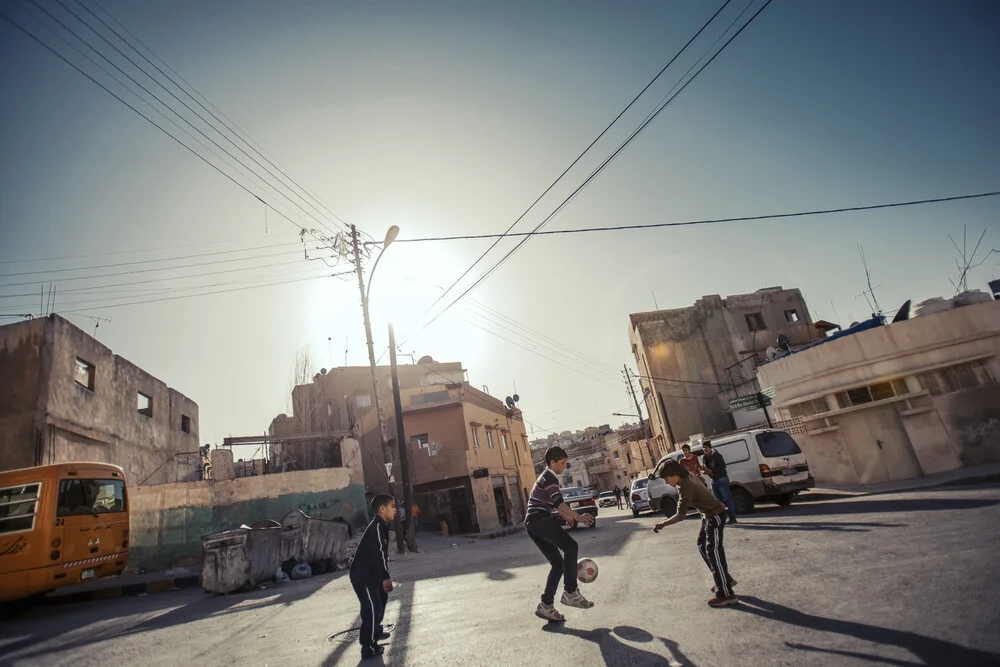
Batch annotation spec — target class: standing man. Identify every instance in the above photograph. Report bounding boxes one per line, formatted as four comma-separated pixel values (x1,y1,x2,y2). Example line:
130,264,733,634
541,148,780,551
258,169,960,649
622,484,632,509
679,444,708,484
613,486,622,509
525,446,596,622
702,442,737,525
411,502,420,534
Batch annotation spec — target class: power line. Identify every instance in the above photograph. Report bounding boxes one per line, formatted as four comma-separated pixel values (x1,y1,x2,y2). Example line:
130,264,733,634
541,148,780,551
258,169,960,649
0,231,300,265
21,0,344,239
413,0,737,325
57,271,351,313
0,5,325,242
83,0,352,233
0,248,306,289
412,0,774,338
0,240,315,278
0,257,308,301
54,0,350,236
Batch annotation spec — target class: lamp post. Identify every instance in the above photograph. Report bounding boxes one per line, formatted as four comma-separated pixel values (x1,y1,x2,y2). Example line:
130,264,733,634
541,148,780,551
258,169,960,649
351,224,407,553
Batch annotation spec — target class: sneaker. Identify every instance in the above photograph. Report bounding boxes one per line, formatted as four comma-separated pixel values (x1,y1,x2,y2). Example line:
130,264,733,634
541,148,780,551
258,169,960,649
561,590,595,609
361,645,385,659
379,630,391,640
534,602,565,622
707,594,739,608
727,516,738,525
711,577,738,593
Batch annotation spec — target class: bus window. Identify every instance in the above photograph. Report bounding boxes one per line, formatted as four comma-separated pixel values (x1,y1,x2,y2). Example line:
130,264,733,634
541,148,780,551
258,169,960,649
0,484,40,534
58,479,127,516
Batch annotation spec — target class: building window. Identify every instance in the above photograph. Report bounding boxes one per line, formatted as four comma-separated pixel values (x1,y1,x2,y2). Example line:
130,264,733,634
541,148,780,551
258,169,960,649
835,377,912,409
565,461,571,469
577,481,583,488
501,433,509,449
472,428,480,449
563,474,573,484
356,395,372,409
486,430,495,449
181,414,191,434
522,436,528,453
917,360,995,396
74,358,95,391
626,453,632,464
787,397,829,419
326,403,333,417
0,483,41,534
613,451,620,458
745,313,766,332
137,392,152,418
785,310,800,323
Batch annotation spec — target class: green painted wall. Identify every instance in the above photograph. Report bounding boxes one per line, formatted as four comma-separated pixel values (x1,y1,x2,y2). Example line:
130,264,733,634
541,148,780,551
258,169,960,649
130,483,367,572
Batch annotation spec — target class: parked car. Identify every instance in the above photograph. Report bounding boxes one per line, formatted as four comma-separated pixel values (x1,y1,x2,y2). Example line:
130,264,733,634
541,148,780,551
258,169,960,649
555,487,598,528
646,429,815,515
629,478,652,517
597,491,617,508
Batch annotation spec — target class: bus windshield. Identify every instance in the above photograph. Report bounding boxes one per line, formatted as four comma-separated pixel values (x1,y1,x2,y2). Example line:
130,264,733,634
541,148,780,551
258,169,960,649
57,479,127,516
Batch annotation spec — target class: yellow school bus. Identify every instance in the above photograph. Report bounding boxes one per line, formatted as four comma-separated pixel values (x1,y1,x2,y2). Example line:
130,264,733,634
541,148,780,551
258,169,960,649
0,462,130,602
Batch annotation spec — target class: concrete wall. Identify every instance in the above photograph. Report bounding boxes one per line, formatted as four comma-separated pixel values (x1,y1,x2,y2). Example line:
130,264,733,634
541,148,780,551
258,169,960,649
0,318,47,472
129,467,365,572
0,316,200,485
758,301,1000,485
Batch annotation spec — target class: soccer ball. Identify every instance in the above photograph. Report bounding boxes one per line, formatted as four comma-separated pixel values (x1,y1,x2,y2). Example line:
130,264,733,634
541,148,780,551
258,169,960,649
577,558,598,584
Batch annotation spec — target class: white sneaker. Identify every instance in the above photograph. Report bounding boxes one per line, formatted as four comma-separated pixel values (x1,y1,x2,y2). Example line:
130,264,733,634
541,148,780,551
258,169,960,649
535,602,565,622
561,590,594,609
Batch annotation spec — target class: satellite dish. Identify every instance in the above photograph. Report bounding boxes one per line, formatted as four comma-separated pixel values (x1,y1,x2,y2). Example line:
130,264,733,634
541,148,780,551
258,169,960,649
766,346,778,361
320,368,327,375
505,396,515,408
513,394,520,403
892,300,911,323
418,355,434,364
777,334,791,354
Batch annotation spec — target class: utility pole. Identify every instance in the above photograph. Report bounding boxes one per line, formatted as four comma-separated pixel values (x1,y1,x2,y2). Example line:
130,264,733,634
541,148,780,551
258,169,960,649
625,365,656,473
351,224,405,552
388,323,417,552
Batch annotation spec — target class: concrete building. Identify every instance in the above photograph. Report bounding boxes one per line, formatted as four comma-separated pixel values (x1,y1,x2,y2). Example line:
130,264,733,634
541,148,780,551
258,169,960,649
273,359,533,534
757,301,1000,485
0,315,200,485
270,359,466,491
629,287,825,452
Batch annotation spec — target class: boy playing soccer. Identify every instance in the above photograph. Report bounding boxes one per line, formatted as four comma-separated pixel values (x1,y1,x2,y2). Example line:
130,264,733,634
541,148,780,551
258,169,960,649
525,446,596,622
652,460,738,607
350,494,396,659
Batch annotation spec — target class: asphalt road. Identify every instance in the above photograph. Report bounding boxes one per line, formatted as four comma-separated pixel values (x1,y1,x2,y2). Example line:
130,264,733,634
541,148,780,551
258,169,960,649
2,484,999,666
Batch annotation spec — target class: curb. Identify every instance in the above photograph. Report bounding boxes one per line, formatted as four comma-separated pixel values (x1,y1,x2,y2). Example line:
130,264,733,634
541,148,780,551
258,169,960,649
44,574,202,605
808,472,1000,500
467,524,524,540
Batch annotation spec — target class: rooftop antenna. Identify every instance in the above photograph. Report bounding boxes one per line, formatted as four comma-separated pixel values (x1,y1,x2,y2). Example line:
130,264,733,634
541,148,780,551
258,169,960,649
652,291,659,310
855,244,883,316
948,225,994,294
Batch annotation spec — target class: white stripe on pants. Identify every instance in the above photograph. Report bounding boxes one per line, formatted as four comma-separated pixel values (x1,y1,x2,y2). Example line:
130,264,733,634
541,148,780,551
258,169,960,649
697,513,733,597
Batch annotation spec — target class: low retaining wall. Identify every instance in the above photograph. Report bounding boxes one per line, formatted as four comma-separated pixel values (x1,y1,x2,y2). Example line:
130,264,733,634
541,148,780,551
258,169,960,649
130,467,366,572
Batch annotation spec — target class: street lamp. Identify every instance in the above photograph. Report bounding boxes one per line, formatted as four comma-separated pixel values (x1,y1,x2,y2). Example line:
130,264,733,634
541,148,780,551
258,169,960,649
351,224,408,553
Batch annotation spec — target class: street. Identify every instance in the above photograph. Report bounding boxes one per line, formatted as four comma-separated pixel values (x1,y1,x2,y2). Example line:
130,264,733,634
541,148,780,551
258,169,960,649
2,484,1000,667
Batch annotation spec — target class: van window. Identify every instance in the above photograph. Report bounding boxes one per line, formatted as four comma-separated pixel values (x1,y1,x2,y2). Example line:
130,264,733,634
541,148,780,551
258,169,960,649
0,483,40,534
716,440,750,464
57,479,127,516
756,431,802,457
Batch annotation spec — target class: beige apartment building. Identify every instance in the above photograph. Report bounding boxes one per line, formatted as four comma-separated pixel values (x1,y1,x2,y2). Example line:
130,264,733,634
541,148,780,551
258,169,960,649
629,287,825,452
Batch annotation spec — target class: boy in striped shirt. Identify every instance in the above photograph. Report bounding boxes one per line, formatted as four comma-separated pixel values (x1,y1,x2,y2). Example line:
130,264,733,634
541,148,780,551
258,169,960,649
525,446,595,622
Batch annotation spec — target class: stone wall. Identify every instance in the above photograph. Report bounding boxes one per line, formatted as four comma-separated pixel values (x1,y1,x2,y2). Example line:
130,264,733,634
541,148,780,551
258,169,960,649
129,467,366,572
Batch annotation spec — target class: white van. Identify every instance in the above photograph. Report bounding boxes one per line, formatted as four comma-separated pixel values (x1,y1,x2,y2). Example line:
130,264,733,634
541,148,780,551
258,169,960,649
646,429,814,515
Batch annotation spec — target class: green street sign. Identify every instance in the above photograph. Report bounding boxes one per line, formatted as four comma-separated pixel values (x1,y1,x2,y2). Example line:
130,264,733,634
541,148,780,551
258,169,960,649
729,394,763,411
761,386,776,400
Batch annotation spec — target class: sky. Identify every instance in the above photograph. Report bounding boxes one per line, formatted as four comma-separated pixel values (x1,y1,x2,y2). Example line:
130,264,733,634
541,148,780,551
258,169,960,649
1,0,998,461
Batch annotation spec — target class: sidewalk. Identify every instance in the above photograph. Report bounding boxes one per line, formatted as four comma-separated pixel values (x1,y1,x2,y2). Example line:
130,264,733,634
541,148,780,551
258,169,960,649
809,462,1000,498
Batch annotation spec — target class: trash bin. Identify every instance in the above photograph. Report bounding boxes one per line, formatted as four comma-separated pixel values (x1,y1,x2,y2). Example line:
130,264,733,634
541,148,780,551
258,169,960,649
201,525,282,594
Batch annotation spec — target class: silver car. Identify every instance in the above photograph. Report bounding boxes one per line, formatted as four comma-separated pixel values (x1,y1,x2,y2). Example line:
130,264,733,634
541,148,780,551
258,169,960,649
629,478,652,517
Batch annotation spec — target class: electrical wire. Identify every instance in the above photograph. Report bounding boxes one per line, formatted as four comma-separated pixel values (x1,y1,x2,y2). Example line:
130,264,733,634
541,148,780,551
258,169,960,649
414,0,737,325
410,0,775,339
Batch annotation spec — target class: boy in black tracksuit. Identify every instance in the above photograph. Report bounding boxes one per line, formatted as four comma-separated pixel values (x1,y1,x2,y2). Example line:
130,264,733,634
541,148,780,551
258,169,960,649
350,495,396,660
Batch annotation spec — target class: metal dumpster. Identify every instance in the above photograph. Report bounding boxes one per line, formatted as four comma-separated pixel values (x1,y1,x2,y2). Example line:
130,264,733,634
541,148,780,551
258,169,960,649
201,524,282,594
280,510,351,572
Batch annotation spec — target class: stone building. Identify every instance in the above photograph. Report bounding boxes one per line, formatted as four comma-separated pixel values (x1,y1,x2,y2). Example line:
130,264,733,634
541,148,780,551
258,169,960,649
758,300,1000,485
0,315,200,485
629,287,825,452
